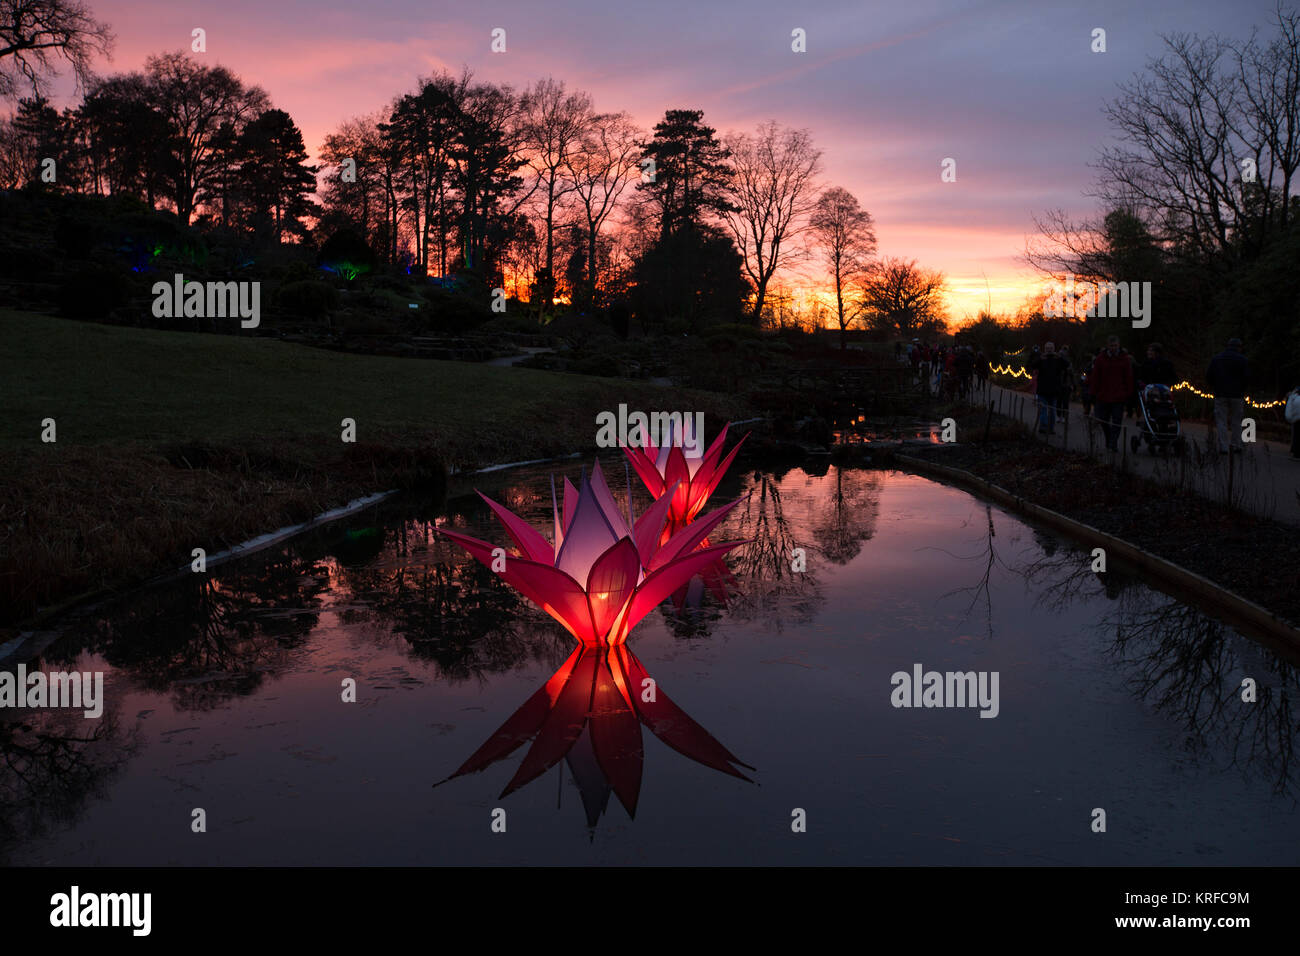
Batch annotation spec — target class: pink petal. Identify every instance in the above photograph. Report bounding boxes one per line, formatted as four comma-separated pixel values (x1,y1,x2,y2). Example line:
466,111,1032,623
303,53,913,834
623,647,753,779
632,480,679,568
477,492,553,563
623,445,666,498
697,432,748,507
589,461,631,536
650,496,746,571
554,473,622,587
588,651,644,817
501,647,600,795
585,538,640,639
562,477,579,537
440,647,583,781
437,529,596,641
663,445,693,520
625,541,745,632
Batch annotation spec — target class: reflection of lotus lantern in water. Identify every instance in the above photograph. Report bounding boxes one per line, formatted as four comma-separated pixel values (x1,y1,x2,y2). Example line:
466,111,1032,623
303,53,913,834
437,461,743,647
623,422,747,526
438,642,754,825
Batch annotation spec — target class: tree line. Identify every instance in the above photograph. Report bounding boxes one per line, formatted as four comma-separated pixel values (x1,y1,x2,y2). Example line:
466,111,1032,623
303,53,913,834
0,4,947,338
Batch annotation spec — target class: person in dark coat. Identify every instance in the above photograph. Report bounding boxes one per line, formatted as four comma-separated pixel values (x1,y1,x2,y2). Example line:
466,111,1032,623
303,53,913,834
1030,342,1065,434
1090,336,1134,451
1206,337,1249,454
955,346,975,399
1137,343,1175,387
1287,383,1300,460
1079,347,1101,419
1055,345,1074,417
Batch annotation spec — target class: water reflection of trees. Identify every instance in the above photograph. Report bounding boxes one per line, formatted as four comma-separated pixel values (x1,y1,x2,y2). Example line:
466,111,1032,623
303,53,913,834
808,466,881,565
660,464,884,635
30,463,891,710
45,550,331,711
658,579,728,640
934,504,1009,640
0,707,134,864
1108,590,1299,797
331,520,571,679
1019,550,1300,797
724,472,822,629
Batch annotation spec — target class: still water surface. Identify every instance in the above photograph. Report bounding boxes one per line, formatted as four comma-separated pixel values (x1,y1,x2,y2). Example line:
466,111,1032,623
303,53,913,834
4,462,1297,865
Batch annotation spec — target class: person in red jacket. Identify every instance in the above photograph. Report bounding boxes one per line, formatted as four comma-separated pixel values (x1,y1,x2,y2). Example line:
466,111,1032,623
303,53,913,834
941,348,958,399
1090,335,1135,452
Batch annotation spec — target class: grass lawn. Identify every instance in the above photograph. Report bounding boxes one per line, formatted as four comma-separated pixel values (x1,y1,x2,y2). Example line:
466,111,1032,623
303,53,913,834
1,310,749,626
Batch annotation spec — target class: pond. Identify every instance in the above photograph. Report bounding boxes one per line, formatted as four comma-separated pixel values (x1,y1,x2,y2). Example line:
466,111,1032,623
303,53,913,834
4,460,1298,866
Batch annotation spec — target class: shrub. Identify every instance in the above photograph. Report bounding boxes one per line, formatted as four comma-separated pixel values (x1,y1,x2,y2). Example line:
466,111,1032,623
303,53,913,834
0,244,58,279
419,286,490,332
705,322,765,342
276,280,339,319
475,314,545,336
369,274,414,293
57,263,134,320
318,228,377,281
55,216,101,260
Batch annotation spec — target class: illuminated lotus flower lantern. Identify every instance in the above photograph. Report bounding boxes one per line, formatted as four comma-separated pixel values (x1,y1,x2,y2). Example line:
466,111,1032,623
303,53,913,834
437,642,753,825
623,422,747,528
437,461,743,647
623,422,748,611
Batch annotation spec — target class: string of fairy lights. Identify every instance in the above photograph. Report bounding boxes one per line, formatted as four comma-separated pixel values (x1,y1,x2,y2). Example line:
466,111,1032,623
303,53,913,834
985,362,1285,410
1167,381,1285,409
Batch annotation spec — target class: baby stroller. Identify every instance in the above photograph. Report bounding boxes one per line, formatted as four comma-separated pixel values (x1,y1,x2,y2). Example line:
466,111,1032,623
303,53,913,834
1129,383,1185,455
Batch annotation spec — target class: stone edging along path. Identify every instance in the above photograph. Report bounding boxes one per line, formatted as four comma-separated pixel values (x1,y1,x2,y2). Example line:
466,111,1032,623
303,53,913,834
895,453,1300,658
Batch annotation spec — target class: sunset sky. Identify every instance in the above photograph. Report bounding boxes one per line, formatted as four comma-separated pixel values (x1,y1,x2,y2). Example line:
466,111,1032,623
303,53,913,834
46,0,1292,321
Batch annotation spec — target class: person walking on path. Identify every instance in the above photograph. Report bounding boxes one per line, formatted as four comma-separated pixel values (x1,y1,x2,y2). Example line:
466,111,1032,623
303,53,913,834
1090,336,1134,452
956,346,974,399
1055,345,1073,418
1079,347,1100,420
1137,343,1175,387
941,347,959,400
1031,342,1065,434
1286,383,1300,460
1206,337,1250,454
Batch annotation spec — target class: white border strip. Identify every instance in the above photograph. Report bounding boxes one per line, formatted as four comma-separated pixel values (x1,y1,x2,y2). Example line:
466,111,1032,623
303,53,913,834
198,490,399,570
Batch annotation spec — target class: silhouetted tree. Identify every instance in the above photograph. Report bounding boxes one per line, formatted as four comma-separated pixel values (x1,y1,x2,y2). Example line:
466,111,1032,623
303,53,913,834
810,185,877,347
451,80,526,277
638,109,735,238
563,110,641,302
237,108,318,241
0,94,74,188
860,257,947,338
0,0,112,100
722,122,821,325
630,223,748,331
518,77,590,287
144,51,269,223
384,73,466,274
76,73,169,203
